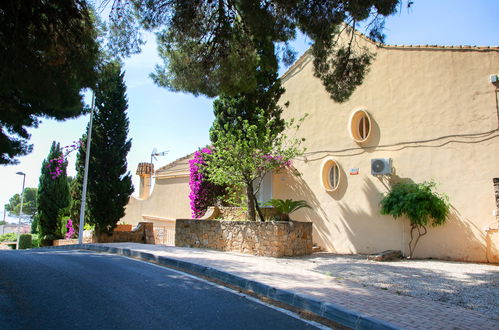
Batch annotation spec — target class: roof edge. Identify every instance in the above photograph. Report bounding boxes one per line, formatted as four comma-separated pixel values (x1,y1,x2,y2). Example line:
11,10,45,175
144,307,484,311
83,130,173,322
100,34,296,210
155,152,195,174
280,31,499,82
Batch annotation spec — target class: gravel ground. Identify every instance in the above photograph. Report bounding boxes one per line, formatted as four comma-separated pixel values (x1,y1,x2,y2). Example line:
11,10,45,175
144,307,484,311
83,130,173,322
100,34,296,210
278,253,499,316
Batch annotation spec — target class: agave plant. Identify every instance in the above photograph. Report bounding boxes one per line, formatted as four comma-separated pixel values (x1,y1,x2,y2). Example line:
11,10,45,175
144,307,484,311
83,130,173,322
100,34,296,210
265,199,311,221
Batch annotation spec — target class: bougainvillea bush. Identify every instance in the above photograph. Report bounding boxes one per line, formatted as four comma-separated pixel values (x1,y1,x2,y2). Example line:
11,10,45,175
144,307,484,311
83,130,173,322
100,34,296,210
47,140,82,180
65,218,75,239
189,148,225,218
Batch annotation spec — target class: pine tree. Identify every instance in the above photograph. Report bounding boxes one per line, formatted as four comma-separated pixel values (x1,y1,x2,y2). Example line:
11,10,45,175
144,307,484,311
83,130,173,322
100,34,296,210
0,0,100,164
37,142,70,239
86,62,133,235
108,0,400,102
210,68,286,143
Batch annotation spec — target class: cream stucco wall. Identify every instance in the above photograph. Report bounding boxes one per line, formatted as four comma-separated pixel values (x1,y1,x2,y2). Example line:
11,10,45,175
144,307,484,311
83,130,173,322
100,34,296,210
121,176,192,227
276,41,499,262
121,154,194,227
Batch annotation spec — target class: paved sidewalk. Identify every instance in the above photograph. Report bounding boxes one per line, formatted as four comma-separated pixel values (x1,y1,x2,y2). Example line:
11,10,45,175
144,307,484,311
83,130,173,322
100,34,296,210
46,243,498,329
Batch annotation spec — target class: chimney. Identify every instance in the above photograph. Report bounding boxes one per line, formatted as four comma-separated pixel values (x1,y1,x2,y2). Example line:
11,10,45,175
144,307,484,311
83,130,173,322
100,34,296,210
136,163,154,199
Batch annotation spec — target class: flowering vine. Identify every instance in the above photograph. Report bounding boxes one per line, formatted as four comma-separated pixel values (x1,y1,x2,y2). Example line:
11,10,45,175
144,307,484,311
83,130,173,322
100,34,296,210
259,153,292,170
189,148,223,218
47,140,82,179
65,218,75,239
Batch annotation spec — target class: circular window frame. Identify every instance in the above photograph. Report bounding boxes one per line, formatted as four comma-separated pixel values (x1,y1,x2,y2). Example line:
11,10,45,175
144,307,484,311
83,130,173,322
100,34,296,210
348,108,372,143
321,158,341,192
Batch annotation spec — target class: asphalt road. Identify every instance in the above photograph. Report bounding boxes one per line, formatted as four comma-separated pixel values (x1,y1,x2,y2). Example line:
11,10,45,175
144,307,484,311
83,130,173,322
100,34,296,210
0,249,323,330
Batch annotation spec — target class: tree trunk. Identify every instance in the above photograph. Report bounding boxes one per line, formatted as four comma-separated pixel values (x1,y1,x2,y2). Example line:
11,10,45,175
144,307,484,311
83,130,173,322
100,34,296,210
246,183,256,221
408,224,427,258
253,194,265,222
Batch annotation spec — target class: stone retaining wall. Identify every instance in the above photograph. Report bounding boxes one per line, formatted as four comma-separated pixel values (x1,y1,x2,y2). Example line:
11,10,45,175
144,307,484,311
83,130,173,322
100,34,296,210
216,207,280,220
175,220,313,257
53,238,92,246
54,222,155,246
95,222,155,244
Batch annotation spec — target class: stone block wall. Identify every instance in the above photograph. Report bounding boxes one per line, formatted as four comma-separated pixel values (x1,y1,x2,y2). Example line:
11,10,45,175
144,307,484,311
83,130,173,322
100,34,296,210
53,238,92,246
53,223,155,245
217,207,279,220
95,222,155,244
175,220,313,257
494,178,499,221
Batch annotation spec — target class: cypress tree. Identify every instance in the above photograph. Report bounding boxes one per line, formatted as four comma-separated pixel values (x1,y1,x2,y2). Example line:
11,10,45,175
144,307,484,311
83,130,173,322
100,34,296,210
70,134,86,231
86,62,133,235
37,142,70,239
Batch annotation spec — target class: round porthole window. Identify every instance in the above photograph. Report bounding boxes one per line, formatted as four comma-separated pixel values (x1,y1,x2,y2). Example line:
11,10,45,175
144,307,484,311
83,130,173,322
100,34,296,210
321,158,341,192
349,109,372,143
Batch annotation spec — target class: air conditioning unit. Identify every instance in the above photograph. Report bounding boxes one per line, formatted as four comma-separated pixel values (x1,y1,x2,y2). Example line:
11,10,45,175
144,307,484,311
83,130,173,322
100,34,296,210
371,158,392,175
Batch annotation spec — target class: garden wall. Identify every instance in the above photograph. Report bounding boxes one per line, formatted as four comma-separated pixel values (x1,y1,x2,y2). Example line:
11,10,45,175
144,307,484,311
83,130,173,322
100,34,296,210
216,207,279,220
95,222,155,244
53,222,155,246
175,220,313,257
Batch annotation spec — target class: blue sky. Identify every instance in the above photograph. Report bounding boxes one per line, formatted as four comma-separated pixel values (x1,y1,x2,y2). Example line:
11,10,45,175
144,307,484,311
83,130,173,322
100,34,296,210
1,0,498,222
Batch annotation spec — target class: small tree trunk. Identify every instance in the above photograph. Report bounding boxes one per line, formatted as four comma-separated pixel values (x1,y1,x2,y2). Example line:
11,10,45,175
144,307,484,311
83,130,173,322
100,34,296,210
408,224,427,258
253,194,265,222
246,183,256,221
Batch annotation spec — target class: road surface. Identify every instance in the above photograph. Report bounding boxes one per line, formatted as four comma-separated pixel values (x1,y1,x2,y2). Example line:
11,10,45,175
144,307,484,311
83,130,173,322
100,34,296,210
0,249,325,329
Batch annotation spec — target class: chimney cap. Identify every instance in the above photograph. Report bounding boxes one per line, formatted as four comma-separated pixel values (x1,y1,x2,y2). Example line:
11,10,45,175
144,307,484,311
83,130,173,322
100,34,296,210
136,162,154,175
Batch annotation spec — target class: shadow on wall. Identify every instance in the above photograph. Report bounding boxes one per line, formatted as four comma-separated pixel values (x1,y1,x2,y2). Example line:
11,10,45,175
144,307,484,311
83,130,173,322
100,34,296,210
433,208,487,262
334,177,399,254
282,170,487,260
284,171,335,252
378,175,485,260
284,170,397,253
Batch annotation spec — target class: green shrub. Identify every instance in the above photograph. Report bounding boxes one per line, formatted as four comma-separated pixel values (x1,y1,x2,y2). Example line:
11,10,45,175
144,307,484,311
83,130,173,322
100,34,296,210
84,223,95,231
41,234,56,247
380,181,450,258
0,232,17,242
19,234,32,249
31,234,41,248
31,215,39,234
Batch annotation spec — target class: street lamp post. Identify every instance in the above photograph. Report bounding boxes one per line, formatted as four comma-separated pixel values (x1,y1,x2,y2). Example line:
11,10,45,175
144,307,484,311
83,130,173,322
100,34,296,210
15,171,26,250
78,91,95,244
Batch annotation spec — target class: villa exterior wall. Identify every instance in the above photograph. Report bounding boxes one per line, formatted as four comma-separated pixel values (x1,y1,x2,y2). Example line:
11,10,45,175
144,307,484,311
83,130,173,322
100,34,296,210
121,176,192,227
276,41,499,262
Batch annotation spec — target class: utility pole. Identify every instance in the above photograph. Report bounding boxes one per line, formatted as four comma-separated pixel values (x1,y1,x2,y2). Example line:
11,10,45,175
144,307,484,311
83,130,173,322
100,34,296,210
15,172,26,250
78,92,95,244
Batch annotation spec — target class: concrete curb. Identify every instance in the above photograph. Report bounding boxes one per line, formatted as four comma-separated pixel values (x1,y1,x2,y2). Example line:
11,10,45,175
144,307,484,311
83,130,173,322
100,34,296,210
41,244,399,330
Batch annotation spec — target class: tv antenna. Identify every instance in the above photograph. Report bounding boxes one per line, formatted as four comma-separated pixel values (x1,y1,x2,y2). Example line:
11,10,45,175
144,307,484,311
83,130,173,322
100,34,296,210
151,148,168,165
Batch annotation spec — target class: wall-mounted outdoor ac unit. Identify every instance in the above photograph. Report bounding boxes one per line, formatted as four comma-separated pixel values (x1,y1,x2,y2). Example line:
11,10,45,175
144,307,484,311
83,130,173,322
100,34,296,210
371,158,392,175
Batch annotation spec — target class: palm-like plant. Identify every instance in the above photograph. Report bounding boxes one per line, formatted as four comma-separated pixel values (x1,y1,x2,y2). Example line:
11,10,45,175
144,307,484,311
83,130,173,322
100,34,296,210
265,199,311,221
